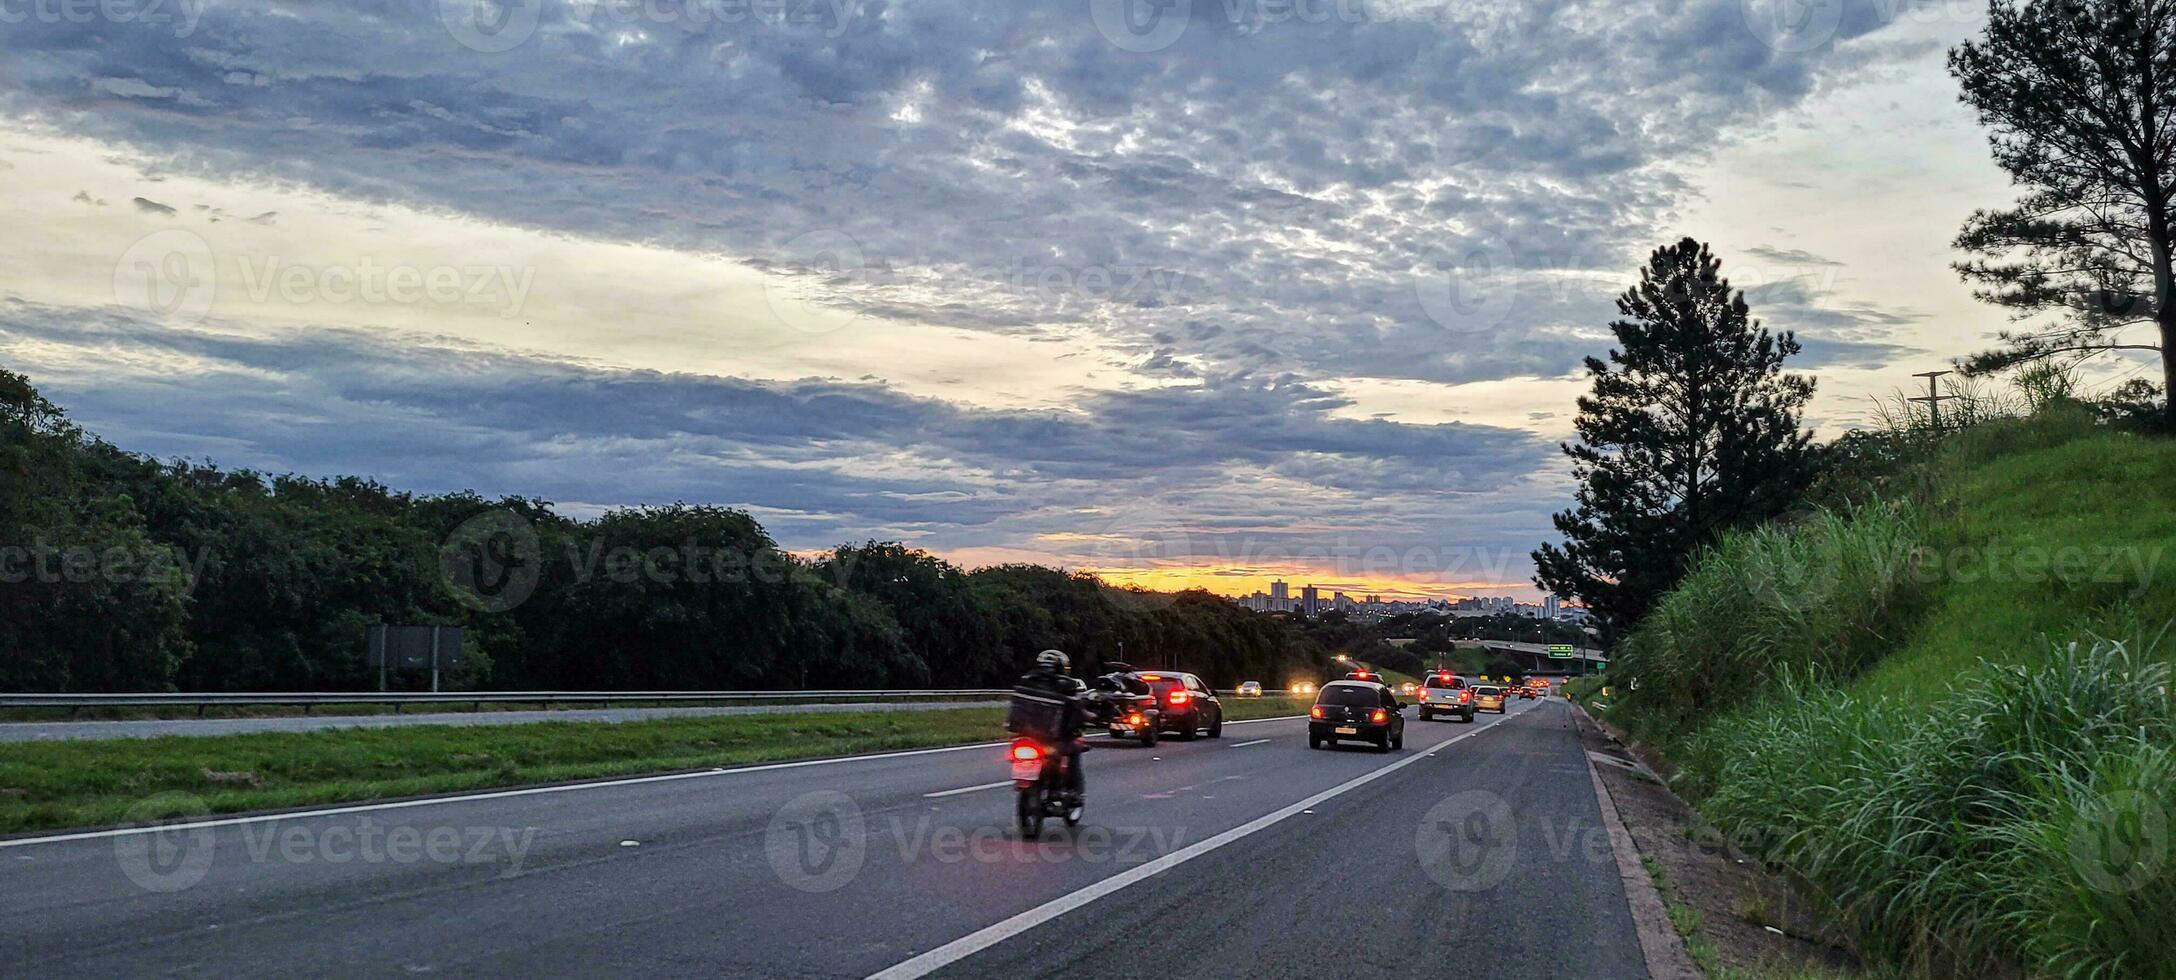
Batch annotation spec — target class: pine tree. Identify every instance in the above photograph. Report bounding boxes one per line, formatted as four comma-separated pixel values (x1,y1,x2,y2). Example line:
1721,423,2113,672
1949,0,2174,425
1533,238,1817,630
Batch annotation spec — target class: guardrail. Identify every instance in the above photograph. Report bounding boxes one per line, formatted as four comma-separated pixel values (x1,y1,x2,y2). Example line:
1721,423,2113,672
0,689,1013,715
0,687,1318,717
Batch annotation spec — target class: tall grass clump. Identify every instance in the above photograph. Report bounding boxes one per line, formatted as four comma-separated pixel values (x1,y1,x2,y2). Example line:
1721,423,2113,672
1680,639,2176,979
1610,502,1926,741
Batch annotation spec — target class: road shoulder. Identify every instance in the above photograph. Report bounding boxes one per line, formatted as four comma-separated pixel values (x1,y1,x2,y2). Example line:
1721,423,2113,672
1571,703,1860,978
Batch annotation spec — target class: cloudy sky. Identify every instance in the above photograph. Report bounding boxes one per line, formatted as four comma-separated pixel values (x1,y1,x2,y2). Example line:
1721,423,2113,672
0,0,2136,599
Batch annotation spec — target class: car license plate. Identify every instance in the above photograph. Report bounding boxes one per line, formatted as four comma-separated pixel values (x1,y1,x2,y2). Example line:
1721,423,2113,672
1011,760,1042,781
1335,726,1358,735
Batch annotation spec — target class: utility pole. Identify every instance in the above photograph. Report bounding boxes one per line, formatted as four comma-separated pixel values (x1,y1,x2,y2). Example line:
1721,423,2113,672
1910,370,1959,430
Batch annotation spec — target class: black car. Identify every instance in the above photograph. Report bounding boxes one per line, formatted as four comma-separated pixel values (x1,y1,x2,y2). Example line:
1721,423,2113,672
1135,671,1223,740
1307,679,1405,752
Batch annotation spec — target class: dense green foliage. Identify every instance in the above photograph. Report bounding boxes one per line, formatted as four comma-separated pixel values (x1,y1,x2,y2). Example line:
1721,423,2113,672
1603,404,2176,978
1535,238,1817,631
0,370,1329,693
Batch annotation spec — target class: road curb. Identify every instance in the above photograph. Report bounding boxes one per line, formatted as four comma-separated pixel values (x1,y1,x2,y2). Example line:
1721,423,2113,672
1573,703,1702,980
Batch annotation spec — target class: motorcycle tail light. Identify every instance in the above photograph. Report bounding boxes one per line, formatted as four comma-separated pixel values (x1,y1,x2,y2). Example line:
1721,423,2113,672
1009,740,1041,761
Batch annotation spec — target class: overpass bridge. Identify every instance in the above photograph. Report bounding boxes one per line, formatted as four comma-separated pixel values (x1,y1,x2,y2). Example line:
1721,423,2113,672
1444,639,1607,676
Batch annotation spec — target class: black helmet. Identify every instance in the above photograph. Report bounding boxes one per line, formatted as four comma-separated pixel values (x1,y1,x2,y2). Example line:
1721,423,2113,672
1035,649,1071,674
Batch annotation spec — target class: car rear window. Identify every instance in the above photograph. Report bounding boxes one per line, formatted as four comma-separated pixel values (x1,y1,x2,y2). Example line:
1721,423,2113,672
1314,684,1380,707
1475,686,1502,696
1143,678,1184,696
1423,674,1463,689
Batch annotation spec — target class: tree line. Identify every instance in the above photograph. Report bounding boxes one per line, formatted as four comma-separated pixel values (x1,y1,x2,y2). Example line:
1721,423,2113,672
0,370,1327,693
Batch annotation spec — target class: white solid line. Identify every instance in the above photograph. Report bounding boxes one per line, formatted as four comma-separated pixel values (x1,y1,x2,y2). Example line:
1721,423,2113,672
0,739,1015,849
1227,738,1270,748
923,780,1013,799
865,723,1488,980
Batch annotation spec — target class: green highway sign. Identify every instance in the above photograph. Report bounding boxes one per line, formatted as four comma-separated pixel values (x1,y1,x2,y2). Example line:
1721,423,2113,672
1546,643,1574,659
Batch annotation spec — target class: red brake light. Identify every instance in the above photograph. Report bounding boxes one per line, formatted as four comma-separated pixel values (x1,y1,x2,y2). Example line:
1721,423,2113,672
1459,691,1472,703
1010,741,1041,761
1168,690,1190,706
1309,705,1324,719
1139,674,1163,681
1370,709,1388,723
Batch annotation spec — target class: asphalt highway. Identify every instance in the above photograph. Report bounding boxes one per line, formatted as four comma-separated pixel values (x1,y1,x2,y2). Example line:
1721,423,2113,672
1,696,1643,978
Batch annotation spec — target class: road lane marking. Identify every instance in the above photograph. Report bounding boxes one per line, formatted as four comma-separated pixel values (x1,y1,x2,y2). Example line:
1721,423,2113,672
865,720,1490,980
1228,738,1270,748
2,714,1319,849
923,781,1012,799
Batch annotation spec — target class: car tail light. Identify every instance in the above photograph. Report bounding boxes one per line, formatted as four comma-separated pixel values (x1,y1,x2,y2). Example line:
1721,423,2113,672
1459,691,1472,703
1010,740,1042,761
1168,690,1190,706
1370,709,1387,723
1309,705,1324,719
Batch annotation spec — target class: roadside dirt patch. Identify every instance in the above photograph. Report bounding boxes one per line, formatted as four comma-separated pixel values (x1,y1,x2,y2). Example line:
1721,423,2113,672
1572,706,1859,977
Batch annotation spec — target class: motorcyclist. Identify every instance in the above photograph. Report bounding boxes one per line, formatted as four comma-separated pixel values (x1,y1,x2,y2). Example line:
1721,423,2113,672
1011,649,1088,804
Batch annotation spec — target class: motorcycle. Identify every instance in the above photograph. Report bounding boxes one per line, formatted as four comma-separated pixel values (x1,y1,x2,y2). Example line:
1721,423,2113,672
1008,737,1082,838
1086,673,1159,746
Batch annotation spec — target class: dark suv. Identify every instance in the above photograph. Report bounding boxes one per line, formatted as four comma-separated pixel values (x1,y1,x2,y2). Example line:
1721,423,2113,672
1136,672,1223,740
1307,679,1405,752
1415,671,1475,722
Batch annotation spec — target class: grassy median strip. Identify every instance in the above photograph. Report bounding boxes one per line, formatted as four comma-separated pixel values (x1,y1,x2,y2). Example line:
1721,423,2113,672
0,696,1310,835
